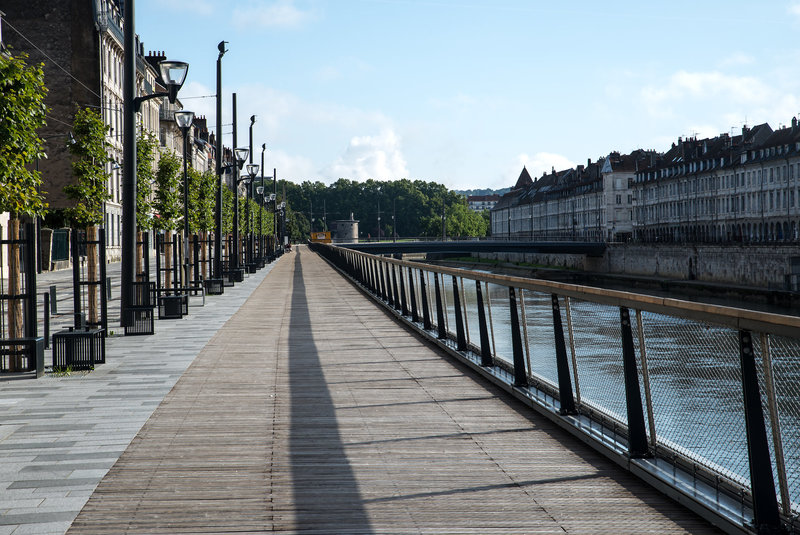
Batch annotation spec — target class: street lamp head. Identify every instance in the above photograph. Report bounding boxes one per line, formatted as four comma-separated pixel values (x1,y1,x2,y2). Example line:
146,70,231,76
256,185,264,195
158,61,189,104
250,115,257,126
234,147,249,168
174,110,194,129
261,143,266,151
269,193,276,201
246,163,259,177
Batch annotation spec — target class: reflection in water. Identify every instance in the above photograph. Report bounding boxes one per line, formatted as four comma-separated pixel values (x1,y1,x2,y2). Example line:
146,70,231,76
415,272,800,507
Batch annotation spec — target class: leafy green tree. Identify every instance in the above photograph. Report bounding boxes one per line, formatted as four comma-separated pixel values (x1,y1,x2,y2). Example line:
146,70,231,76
136,130,158,230
64,108,111,228
221,185,234,235
0,51,48,365
189,169,216,233
153,150,181,231
64,106,111,327
0,52,48,219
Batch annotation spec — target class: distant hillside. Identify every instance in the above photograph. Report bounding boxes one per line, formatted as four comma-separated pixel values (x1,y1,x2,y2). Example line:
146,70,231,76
455,187,510,197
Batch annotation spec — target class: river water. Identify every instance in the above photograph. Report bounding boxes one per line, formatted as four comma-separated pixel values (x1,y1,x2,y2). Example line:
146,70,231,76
417,271,800,511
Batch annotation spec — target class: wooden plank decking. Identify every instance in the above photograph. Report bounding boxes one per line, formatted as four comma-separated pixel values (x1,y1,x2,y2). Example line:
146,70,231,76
67,245,721,534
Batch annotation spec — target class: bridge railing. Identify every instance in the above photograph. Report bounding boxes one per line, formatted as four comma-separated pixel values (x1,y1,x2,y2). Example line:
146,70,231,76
309,242,800,535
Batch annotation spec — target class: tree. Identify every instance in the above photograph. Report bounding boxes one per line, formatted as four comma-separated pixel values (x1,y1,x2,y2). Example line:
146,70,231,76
0,51,48,370
153,151,182,232
0,52,48,219
153,150,182,287
136,130,158,230
64,107,111,328
64,107,111,228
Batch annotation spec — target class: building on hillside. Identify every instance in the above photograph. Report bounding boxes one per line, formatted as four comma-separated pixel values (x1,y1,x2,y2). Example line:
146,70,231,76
467,194,500,212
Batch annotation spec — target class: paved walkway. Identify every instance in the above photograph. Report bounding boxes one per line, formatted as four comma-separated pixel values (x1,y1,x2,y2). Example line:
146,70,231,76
0,261,274,534
45,246,717,534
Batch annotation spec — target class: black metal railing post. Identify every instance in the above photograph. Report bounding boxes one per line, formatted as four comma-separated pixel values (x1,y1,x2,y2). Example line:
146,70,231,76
551,294,576,414
620,307,649,458
391,264,401,311
452,275,466,351
408,267,418,322
399,266,408,316
99,231,108,334
509,286,528,387
739,330,782,533
378,260,387,301
71,229,81,329
434,273,446,339
420,269,431,330
476,280,492,366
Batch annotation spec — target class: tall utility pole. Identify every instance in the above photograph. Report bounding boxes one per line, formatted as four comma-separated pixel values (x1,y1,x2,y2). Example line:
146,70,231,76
273,167,277,251
441,202,446,241
213,41,226,279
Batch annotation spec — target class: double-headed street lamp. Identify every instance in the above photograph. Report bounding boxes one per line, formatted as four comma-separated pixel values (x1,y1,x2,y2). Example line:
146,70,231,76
122,0,189,327
243,162,259,269
175,109,194,286
231,147,249,272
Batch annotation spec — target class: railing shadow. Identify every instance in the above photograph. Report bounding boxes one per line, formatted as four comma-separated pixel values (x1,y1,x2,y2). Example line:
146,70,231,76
289,251,373,533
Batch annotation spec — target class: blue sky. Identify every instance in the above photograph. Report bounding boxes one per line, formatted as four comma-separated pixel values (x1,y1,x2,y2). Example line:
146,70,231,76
135,0,800,190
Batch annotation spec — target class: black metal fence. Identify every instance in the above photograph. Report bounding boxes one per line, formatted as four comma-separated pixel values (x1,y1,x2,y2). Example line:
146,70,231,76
0,222,44,376
310,242,800,535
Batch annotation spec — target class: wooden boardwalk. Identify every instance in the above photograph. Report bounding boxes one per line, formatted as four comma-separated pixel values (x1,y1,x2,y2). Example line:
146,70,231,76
68,246,721,534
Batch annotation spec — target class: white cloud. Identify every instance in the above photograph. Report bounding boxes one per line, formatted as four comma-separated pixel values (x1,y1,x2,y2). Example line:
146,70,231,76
323,130,409,181
178,81,216,122
789,3,800,19
232,0,318,29
641,70,771,118
719,52,755,68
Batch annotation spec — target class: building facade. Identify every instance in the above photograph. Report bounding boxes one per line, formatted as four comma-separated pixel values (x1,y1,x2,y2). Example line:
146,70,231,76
2,1,204,263
492,151,652,242
467,194,500,212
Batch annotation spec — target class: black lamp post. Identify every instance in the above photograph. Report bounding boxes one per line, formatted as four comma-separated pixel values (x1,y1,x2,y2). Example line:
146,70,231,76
175,109,194,286
231,147,249,272
121,0,188,327
247,116,256,267
260,143,266,263
213,41,227,280
244,162,259,270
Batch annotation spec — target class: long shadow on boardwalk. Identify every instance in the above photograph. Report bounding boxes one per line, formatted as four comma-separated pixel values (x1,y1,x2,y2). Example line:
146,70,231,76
288,252,373,533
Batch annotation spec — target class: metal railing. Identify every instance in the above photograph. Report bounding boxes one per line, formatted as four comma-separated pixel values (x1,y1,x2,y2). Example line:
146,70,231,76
310,242,800,535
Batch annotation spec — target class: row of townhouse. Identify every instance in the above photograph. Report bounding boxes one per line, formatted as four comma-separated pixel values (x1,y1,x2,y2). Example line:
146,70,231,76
633,121,800,243
2,0,213,264
491,151,652,242
492,118,800,244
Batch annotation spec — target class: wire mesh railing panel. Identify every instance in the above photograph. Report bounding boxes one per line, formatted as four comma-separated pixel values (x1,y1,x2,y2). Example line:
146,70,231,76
568,298,628,423
485,282,513,364
521,290,559,388
639,312,749,484
763,333,800,512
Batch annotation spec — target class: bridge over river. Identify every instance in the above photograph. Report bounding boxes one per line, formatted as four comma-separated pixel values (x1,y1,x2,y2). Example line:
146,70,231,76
2,245,794,534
